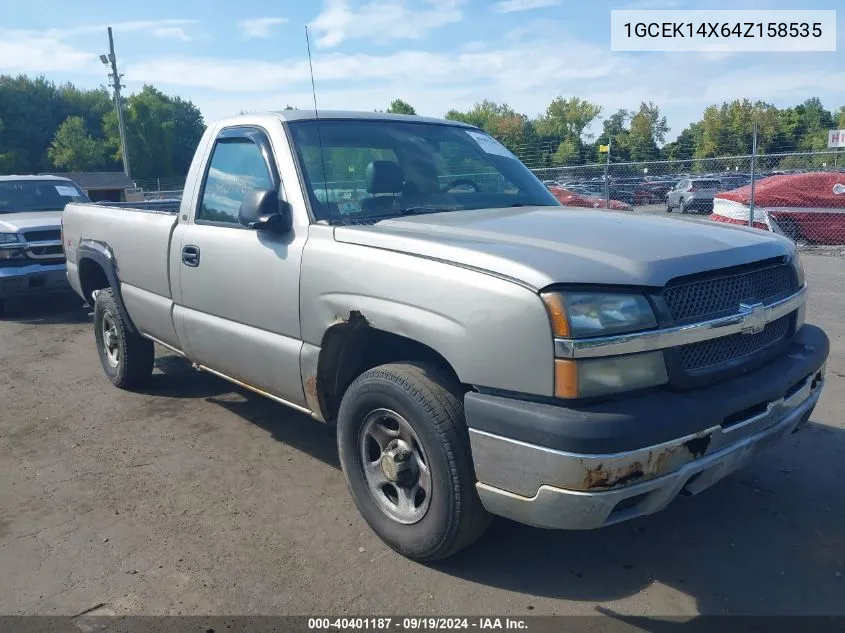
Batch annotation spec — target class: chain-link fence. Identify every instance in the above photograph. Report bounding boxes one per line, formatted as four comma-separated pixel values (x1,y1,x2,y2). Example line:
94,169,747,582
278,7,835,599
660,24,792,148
533,147,845,254
133,176,186,201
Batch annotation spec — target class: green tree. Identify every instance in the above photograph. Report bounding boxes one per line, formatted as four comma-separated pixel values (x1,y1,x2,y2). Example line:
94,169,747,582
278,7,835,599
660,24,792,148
663,121,703,161
445,100,537,164
103,85,205,180
48,116,107,171
697,99,780,158
533,97,601,167
0,117,13,172
837,106,845,128
628,101,668,162
535,97,602,142
386,99,416,115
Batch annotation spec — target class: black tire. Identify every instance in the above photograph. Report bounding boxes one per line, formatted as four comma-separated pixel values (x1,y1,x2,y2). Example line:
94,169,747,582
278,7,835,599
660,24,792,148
93,288,154,388
337,362,491,561
0,299,5,317
666,198,672,213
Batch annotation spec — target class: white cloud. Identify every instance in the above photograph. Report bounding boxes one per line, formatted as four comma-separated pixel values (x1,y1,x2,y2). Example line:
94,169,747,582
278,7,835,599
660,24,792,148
0,20,197,75
309,0,464,48
492,0,560,13
45,19,198,39
238,17,290,39
152,26,192,41
0,34,97,73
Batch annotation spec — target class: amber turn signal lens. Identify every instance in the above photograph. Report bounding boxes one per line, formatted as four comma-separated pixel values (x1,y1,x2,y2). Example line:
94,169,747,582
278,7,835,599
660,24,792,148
542,293,570,337
554,359,579,399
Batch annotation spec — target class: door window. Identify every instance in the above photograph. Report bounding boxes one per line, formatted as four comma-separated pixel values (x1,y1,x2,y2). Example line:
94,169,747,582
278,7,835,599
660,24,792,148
198,138,273,224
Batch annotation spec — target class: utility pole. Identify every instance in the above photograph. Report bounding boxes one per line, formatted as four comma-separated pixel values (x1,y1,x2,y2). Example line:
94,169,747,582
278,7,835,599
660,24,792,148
101,27,131,180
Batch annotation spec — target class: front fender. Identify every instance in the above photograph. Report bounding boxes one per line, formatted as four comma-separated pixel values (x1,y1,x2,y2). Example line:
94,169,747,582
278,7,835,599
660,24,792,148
300,232,556,397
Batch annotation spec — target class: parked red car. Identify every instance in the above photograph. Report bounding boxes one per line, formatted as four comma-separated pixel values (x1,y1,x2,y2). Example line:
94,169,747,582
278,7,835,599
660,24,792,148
549,187,632,211
709,172,845,245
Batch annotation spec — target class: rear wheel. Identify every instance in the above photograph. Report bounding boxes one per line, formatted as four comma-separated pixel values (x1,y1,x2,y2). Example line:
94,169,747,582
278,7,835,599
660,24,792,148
337,362,491,561
93,288,154,388
0,299,5,317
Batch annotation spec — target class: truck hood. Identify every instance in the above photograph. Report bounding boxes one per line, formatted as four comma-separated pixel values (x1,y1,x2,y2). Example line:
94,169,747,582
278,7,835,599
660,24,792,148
333,206,794,289
0,210,63,233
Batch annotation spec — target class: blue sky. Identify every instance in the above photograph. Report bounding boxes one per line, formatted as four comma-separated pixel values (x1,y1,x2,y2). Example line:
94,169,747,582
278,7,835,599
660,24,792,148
0,0,842,141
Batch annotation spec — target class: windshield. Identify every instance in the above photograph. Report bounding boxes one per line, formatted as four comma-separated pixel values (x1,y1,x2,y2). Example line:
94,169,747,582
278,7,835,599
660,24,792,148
287,119,560,223
0,180,89,213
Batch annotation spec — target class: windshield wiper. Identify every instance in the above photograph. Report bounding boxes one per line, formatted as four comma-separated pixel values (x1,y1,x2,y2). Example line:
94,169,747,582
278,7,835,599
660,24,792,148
395,206,457,216
329,206,457,226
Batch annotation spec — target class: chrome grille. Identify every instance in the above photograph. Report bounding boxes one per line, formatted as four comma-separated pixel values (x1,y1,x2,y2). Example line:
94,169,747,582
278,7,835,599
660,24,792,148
22,229,61,242
22,228,64,261
663,263,797,323
679,314,791,372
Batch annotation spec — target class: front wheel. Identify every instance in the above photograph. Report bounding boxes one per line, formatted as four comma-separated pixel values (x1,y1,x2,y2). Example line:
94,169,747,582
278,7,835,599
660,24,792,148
337,362,491,561
93,288,154,388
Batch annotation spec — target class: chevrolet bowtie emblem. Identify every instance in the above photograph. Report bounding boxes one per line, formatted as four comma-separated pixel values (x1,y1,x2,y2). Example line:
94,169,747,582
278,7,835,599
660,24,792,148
739,302,767,335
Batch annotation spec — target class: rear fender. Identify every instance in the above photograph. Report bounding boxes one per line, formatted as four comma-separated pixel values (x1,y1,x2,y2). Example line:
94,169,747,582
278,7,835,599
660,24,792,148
77,240,138,334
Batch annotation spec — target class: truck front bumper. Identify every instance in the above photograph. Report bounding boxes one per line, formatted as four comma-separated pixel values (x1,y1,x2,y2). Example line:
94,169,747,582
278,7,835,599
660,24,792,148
0,262,69,300
466,324,829,530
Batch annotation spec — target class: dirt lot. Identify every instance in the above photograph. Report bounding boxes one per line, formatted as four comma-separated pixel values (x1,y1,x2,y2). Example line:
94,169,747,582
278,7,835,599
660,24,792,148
1,255,843,617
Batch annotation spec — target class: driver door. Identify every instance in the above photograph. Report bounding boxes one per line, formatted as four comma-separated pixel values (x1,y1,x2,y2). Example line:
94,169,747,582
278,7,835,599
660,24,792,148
176,126,308,409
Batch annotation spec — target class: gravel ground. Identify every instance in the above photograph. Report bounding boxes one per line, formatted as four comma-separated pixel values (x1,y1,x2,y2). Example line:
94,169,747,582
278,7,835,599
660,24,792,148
1,255,843,617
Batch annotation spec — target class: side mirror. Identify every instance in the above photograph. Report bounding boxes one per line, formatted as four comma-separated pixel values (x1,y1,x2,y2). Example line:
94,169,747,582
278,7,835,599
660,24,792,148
238,189,292,234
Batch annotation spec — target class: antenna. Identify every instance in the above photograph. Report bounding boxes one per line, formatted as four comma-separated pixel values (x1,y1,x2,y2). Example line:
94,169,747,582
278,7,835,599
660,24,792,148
305,25,331,220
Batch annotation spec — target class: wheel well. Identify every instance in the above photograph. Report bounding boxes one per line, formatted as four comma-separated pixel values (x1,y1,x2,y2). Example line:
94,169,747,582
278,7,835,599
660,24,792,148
79,258,110,303
316,318,463,422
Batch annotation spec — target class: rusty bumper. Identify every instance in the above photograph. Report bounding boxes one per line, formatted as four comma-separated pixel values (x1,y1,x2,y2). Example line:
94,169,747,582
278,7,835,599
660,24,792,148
469,364,826,530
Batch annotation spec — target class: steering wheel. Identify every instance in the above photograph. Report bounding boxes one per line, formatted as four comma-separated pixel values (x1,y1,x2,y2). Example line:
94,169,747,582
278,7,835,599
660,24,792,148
442,178,481,193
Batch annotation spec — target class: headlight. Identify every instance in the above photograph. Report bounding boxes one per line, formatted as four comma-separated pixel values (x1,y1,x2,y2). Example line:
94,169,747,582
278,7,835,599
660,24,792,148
555,352,668,399
542,291,664,398
0,233,23,245
0,233,25,260
541,291,657,338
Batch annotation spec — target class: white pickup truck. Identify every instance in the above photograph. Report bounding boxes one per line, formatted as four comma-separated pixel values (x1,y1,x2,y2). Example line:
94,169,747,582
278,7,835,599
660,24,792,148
61,111,828,561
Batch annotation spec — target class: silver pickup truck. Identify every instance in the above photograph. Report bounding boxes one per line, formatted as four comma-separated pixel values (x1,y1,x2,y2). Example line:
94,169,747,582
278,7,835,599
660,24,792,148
62,111,829,561
0,175,88,315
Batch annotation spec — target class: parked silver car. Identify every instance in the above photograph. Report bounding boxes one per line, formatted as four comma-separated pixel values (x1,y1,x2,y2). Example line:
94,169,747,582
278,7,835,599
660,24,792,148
666,177,720,214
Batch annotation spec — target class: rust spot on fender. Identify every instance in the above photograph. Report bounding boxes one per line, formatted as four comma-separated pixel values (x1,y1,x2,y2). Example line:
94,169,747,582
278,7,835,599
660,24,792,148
304,375,319,403
332,309,369,327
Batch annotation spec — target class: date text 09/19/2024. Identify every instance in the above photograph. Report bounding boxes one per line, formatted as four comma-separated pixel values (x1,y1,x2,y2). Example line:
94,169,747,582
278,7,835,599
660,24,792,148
307,618,528,630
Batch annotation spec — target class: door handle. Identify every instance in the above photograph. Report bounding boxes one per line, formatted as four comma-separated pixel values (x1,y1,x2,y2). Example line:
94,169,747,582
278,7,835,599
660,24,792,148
182,245,200,267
